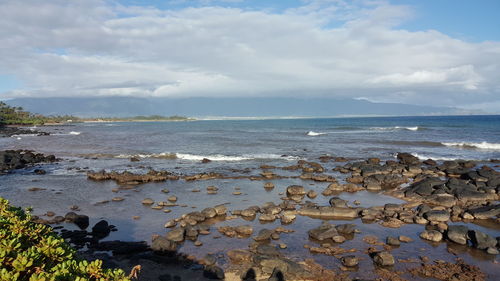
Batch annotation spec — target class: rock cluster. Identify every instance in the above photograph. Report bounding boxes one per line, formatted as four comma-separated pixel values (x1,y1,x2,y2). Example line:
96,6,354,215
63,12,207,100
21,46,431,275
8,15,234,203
0,150,56,173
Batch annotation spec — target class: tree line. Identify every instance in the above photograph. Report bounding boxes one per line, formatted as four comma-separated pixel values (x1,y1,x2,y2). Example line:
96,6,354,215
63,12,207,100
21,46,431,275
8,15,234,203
0,102,78,126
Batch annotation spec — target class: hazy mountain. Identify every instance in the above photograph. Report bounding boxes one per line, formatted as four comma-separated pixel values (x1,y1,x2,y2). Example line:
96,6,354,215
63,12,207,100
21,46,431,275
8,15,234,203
5,97,457,118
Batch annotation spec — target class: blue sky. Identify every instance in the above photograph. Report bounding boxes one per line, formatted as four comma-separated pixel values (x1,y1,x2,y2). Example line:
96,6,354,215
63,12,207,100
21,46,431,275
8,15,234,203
1,0,499,112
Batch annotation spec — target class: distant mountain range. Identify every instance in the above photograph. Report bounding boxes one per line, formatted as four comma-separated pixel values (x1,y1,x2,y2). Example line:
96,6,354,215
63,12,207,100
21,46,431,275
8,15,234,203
5,97,460,118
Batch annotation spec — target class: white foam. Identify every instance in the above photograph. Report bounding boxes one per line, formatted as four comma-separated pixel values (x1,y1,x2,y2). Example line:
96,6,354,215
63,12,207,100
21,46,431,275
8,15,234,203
410,153,459,161
307,131,327,136
442,141,500,150
396,126,419,131
372,126,419,131
69,131,81,135
176,153,249,161
11,134,38,138
115,152,299,162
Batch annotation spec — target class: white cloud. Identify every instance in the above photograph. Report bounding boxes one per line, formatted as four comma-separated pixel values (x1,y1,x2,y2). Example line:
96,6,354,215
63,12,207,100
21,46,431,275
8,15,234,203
0,0,499,110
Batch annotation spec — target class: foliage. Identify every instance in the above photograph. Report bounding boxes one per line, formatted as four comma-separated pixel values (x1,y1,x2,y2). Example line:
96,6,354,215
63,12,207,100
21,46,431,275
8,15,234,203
0,197,130,281
0,102,79,126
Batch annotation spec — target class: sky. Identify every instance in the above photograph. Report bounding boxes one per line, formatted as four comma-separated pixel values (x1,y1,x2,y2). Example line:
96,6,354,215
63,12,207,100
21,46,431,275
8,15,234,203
0,0,499,112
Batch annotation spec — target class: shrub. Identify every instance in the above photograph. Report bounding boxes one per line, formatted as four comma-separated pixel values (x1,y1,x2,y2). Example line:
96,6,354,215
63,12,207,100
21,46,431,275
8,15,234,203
0,197,130,281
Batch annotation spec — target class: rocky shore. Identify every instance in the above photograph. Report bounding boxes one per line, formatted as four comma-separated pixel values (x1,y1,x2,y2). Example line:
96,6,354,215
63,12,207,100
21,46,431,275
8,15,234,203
0,125,50,137
0,149,57,174
19,152,498,280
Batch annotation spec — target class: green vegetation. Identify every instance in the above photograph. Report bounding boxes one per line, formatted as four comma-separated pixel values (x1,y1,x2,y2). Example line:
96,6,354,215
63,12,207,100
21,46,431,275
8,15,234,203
0,102,78,126
0,197,130,281
0,101,192,126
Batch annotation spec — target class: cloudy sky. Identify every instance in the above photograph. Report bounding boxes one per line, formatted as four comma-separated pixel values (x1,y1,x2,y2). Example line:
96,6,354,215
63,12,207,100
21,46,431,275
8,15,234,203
1,0,499,112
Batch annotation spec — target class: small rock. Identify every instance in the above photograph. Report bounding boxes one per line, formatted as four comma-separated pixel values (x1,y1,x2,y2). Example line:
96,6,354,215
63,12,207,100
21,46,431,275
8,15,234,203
486,247,499,255
399,235,413,243
203,265,225,280
112,197,124,202
194,240,203,246
341,255,359,267
420,230,442,242
264,183,275,190
307,190,318,199
373,251,395,266
141,198,155,205
165,220,177,228
168,196,178,202
386,237,400,246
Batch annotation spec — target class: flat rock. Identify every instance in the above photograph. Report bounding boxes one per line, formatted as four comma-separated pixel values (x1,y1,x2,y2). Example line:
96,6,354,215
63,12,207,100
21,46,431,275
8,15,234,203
424,210,450,222
468,204,500,219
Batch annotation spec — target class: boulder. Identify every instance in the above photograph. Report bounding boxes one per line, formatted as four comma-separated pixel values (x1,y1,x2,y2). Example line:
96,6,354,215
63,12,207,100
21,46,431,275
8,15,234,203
469,230,497,250
329,197,348,208
308,223,338,241
254,229,274,241
286,185,306,196
166,228,185,243
446,225,469,245
335,224,356,234
203,265,225,280
424,210,450,222
151,236,177,252
397,153,420,165
468,204,500,219
214,204,227,216
235,225,253,236
92,220,111,238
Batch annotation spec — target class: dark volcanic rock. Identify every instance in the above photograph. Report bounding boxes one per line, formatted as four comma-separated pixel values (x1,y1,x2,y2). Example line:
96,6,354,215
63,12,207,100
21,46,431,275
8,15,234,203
446,225,469,245
373,251,395,266
424,210,450,222
203,265,225,279
396,153,420,165
469,230,497,250
308,223,338,241
92,220,111,239
468,204,500,219
65,212,89,229
0,150,56,172
151,236,177,252
93,240,149,255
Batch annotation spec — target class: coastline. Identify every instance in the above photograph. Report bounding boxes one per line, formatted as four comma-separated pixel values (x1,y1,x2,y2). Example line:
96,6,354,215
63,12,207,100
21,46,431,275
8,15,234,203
1,147,498,280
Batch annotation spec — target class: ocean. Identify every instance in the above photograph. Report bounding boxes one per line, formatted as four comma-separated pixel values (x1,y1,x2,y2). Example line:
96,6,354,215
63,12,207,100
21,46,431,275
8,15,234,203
1,115,499,280
2,115,499,167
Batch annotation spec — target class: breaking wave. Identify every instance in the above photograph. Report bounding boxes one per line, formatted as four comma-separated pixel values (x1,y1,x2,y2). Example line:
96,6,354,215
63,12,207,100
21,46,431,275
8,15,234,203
442,142,500,150
410,153,460,161
307,131,327,136
115,153,299,161
371,126,422,131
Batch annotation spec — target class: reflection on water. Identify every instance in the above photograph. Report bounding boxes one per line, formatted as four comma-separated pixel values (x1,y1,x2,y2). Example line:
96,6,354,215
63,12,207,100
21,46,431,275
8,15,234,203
1,170,498,280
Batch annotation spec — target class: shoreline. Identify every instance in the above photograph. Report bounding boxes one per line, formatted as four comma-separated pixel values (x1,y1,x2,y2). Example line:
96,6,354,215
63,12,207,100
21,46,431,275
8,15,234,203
1,149,498,280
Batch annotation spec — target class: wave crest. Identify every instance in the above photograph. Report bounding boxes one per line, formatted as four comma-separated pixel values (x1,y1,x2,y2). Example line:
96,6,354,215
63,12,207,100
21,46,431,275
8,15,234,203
115,152,299,161
307,131,327,136
442,141,500,150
